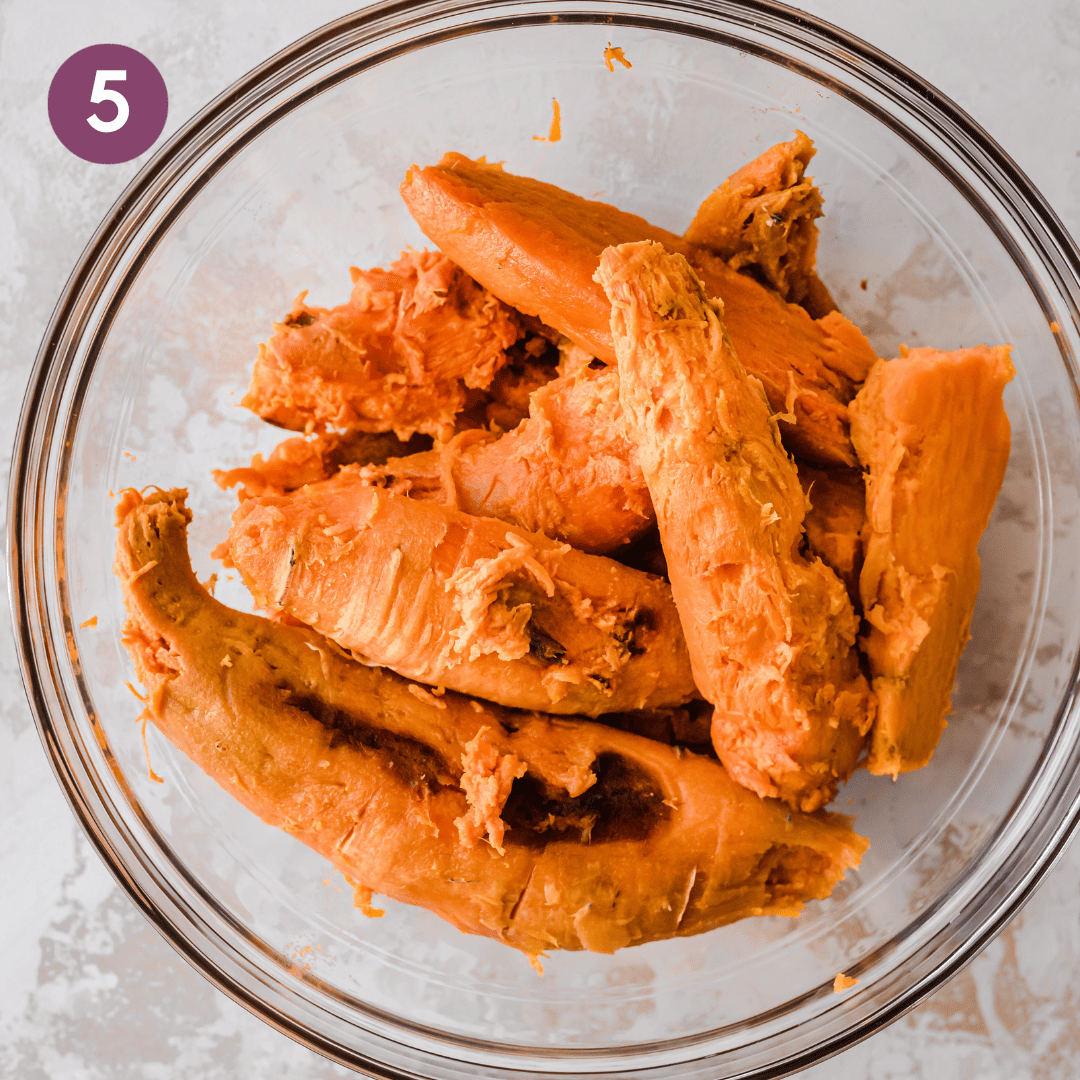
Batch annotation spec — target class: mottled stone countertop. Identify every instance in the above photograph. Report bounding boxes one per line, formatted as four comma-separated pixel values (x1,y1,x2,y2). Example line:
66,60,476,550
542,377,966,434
2,1,1077,1076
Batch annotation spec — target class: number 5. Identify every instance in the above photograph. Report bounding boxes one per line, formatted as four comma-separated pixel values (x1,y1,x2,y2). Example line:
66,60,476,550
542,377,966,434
87,70,129,133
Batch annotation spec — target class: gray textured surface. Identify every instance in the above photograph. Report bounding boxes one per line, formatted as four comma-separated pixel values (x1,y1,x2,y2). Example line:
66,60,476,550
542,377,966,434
1,1,1078,1076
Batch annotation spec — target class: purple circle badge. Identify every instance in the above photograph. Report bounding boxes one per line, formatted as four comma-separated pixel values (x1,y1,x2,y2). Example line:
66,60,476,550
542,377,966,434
48,44,168,165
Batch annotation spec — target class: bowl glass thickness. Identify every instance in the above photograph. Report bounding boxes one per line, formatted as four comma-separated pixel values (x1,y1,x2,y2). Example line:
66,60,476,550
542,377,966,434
12,1,1080,1076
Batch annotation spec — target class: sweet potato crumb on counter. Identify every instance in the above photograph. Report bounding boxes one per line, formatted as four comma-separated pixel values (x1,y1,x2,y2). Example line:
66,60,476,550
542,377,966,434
604,43,632,70
534,98,561,143
833,972,858,993
80,615,98,629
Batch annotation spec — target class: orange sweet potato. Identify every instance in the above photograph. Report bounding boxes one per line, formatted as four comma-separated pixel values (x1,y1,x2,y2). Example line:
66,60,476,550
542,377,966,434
685,131,837,317
446,354,652,553
213,429,432,501
117,488,867,956
799,464,866,606
401,152,878,465
242,249,522,440
401,153,684,364
359,352,652,554
218,337,560,504
850,345,1013,775
228,351,871,565
598,241,874,812
224,469,697,716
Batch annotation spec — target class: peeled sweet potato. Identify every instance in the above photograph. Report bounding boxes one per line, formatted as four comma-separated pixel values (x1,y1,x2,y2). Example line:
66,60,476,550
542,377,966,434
224,469,697,716
685,131,837,317
401,151,878,466
242,249,522,440
598,241,874,812
799,464,866,606
117,488,868,957
213,429,432,501
850,345,1013,775
360,353,652,554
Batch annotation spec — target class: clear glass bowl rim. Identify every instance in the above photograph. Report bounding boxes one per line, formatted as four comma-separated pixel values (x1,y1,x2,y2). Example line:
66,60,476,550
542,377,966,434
9,0,1080,1076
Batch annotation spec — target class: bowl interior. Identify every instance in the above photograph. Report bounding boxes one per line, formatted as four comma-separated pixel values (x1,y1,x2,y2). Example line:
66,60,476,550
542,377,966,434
42,9,1079,1071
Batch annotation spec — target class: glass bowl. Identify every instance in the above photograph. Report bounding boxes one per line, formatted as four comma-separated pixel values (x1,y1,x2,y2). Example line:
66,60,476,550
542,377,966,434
10,1,1080,1076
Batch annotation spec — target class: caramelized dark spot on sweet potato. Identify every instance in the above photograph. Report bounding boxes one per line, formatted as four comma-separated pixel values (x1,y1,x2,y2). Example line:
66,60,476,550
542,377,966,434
502,752,670,847
326,430,432,472
762,844,835,901
284,690,455,791
611,607,659,659
528,622,567,663
625,607,660,656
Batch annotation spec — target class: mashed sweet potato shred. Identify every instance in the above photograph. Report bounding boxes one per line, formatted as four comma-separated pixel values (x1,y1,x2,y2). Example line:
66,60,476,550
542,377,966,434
117,488,867,956
597,241,874,811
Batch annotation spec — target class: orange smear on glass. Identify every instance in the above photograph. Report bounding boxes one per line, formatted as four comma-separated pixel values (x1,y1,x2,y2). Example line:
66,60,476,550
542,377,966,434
534,98,561,143
604,44,632,71
139,716,164,784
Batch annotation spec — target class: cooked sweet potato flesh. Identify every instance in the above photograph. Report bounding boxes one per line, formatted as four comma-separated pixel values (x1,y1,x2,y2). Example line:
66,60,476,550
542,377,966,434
232,142,880,561
113,140,1019,958
116,488,867,956
356,353,652,554
850,346,1013,775
228,356,869,572
799,463,866,606
242,249,522,440
401,151,878,465
224,469,696,716
213,428,433,501
597,241,874,812
685,131,837,317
